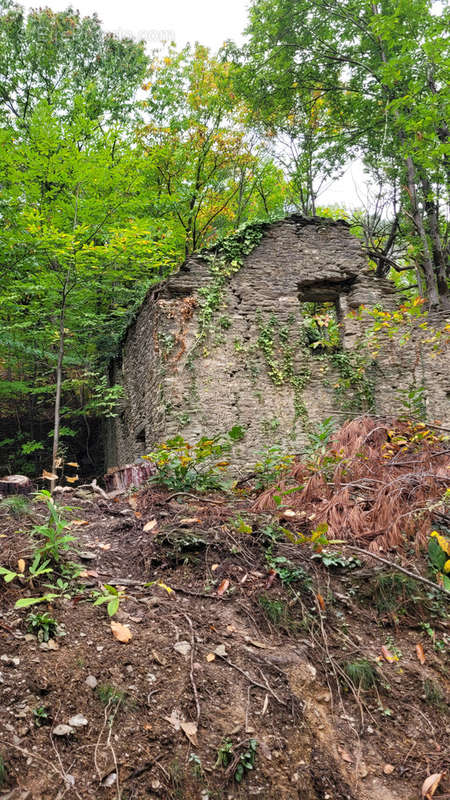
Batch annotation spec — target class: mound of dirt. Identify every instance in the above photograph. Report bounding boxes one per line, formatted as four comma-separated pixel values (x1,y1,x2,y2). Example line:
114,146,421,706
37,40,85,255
0,485,448,800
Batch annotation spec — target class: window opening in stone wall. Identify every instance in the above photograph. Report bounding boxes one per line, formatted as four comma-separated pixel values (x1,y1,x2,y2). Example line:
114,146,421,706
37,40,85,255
135,427,146,451
300,301,341,352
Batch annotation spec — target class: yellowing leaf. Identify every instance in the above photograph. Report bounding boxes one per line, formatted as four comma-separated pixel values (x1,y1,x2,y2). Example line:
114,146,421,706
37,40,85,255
422,773,443,799
42,469,58,480
217,578,230,596
17,558,26,574
180,720,198,747
66,475,79,483
110,621,132,643
67,462,79,467
206,652,215,662
415,643,426,665
143,519,158,532
381,645,396,663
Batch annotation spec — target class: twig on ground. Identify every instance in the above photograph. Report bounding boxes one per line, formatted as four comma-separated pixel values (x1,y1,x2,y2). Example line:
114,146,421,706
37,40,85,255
0,740,83,800
346,545,450,597
165,491,225,504
215,652,286,706
181,611,201,722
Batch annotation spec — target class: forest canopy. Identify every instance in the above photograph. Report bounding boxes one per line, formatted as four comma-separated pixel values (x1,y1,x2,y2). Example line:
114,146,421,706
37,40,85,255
0,0,448,478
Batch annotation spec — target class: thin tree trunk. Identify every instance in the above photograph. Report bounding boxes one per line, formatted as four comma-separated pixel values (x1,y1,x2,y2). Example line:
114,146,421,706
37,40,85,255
50,291,67,494
421,174,449,306
405,157,441,309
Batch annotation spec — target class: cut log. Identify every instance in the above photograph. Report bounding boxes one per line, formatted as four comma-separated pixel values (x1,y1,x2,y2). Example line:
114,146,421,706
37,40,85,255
104,462,155,493
0,475,33,495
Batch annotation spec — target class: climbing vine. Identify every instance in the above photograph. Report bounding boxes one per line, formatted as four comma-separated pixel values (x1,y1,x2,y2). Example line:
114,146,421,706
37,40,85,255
195,220,272,343
255,312,311,426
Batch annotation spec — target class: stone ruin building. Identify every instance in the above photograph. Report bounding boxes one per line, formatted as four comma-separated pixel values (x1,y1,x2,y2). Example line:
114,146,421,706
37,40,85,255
105,215,449,472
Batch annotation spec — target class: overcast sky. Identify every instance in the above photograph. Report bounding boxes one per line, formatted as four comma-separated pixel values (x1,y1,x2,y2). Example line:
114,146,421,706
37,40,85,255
24,0,367,210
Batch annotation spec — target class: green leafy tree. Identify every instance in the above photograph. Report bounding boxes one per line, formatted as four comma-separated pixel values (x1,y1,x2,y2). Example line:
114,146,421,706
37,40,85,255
239,0,449,308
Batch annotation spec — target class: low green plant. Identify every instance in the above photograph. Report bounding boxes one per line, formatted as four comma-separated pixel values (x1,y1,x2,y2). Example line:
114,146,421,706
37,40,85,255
253,445,295,491
0,553,53,586
188,753,203,779
144,426,245,492
312,550,361,570
215,737,257,783
343,659,379,690
419,622,446,653
258,594,289,627
96,684,126,706
0,754,6,787
265,553,312,590
215,738,234,768
428,529,450,591
30,490,75,562
232,515,253,534
92,584,126,617
0,495,31,517
27,611,58,642
371,571,420,615
33,705,51,727
304,417,335,461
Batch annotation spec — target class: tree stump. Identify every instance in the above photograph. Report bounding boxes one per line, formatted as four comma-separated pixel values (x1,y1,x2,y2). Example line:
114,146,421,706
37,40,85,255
0,475,33,495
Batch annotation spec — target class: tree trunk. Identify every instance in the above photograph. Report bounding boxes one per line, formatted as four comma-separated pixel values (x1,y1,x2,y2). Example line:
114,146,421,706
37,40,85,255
50,286,68,494
405,156,441,309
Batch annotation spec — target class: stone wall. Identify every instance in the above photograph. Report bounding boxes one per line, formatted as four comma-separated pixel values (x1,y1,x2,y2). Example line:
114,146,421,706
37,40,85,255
105,215,449,471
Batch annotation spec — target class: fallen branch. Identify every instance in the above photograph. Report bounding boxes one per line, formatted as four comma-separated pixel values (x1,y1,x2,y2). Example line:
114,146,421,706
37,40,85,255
180,612,201,723
165,491,225,504
346,545,450,598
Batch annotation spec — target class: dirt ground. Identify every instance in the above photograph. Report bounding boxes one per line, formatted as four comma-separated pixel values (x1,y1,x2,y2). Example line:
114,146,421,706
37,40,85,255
0,486,448,800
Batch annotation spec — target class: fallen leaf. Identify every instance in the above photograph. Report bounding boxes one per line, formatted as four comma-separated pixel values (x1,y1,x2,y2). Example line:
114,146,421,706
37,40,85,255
110,621,132,643
52,724,74,736
179,517,201,525
151,649,166,665
206,653,215,662
217,578,230,596
381,645,395,663
17,558,26,574
128,495,138,510
416,643,426,665
134,511,142,519
98,542,111,551
214,644,227,657
79,569,99,578
261,694,269,715
165,708,183,731
71,520,89,527
266,568,277,588
245,637,270,649
226,624,236,633
340,750,352,763
143,519,158,532
66,462,79,468
42,469,58,480
211,563,219,571
383,764,395,775
316,592,326,611
282,509,296,518
422,773,444,799
180,720,198,747
66,475,79,483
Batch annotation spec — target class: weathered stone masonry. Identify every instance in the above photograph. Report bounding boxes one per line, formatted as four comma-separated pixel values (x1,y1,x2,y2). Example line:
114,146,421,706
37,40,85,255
105,215,449,470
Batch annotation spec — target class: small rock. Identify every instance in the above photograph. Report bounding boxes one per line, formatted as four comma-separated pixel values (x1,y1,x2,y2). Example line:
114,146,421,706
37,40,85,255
151,779,161,790
47,639,59,651
85,675,97,689
53,724,74,736
79,551,97,561
24,634,35,642
0,655,20,666
96,646,104,652
68,714,88,728
146,672,157,683
173,641,191,657
214,644,227,657
102,772,117,787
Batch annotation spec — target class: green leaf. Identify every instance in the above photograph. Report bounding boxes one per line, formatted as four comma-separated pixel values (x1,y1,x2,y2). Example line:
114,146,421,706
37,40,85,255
107,596,120,616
